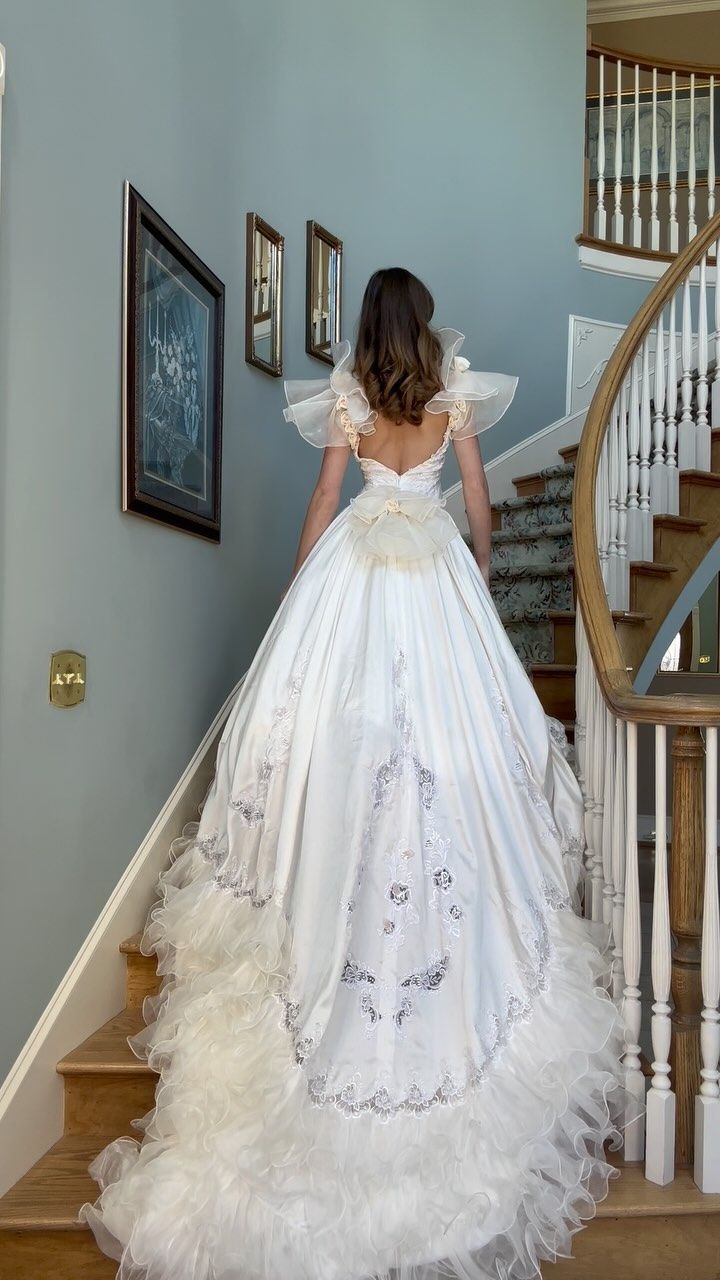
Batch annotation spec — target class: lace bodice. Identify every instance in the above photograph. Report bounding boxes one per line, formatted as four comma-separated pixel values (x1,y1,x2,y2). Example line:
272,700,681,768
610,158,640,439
352,410,461,498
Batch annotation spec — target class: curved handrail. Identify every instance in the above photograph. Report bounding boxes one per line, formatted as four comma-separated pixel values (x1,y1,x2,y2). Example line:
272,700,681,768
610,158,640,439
573,207,720,727
588,41,720,79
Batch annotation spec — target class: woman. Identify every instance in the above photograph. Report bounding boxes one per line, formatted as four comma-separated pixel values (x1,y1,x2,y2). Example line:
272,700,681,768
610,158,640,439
81,267,628,1280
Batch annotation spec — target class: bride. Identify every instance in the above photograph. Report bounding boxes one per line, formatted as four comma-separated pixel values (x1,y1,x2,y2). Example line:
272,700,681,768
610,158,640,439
80,267,628,1279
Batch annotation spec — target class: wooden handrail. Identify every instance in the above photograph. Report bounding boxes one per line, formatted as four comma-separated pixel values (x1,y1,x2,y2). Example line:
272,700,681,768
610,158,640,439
573,208,720,727
588,41,720,80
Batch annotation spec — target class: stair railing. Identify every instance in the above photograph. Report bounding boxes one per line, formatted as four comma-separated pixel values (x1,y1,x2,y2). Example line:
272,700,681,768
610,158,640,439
582,43,719,260
574,207,720,1193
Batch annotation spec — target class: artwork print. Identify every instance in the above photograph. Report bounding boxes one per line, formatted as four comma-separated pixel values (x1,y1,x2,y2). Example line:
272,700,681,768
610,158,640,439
123,183,225,540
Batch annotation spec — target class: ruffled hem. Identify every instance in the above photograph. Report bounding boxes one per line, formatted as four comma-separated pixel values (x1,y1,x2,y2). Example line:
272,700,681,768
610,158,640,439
79,825,634,1280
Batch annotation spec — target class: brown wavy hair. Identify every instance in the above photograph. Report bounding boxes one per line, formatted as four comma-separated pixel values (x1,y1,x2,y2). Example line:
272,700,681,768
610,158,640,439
352,268,444,426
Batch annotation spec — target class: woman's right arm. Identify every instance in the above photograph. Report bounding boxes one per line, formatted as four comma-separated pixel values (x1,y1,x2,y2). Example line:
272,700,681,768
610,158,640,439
453,434,492,587
283,444,351,596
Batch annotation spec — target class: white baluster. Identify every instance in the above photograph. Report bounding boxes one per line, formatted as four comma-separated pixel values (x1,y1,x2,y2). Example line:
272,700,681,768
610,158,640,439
597,431,610,591
665,294,680,515
613,59,624,244
651,311,668,515
612,717,627,1002
595,55,607,242
617,379,630,610
631,64,642,248
646,723,676,1186
696,253,711,472
590,675,607,921
639,337,653,560
626,352,643,562
669,71,679,253
623,720,646,1159
678,278,696,472
694,725,720,1193
650,68,660,252
688,73,697,240
707,238,712,437
602,705,617,933
607,400,620,606
709,76,716,221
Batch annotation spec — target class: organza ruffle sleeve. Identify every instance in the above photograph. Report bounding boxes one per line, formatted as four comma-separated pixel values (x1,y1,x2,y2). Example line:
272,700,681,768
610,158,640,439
427,328,519,440
283,339,377,449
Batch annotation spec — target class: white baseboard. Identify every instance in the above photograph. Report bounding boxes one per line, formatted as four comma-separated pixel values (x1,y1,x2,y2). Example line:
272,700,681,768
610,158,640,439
444,406,586,533
0,675,244,1197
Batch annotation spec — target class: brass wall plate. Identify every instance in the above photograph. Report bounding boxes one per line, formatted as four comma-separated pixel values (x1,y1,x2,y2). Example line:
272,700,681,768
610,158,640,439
50,651,86,708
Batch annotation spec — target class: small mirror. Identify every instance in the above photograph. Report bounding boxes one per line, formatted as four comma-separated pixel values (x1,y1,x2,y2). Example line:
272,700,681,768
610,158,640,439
246,212,284,377
306,221,342,364
659,573,719,674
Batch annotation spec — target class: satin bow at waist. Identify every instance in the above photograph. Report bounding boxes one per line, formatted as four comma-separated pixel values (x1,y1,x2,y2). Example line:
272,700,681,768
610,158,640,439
346,485,459,561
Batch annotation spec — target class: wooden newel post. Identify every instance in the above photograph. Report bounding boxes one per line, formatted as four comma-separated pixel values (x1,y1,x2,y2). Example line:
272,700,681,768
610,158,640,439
669,725,706,1165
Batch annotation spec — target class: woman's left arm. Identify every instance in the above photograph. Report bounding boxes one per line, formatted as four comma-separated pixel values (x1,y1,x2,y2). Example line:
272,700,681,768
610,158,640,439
283,444,351,594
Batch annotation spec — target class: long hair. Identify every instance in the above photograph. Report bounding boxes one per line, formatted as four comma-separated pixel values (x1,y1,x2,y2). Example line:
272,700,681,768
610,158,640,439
352,268,443,426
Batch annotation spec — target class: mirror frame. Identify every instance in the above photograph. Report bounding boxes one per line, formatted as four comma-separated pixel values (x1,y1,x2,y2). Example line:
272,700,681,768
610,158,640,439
245,212,284,377
305,220,343,365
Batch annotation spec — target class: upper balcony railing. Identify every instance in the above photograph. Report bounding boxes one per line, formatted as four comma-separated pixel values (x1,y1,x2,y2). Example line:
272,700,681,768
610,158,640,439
581,42,719,268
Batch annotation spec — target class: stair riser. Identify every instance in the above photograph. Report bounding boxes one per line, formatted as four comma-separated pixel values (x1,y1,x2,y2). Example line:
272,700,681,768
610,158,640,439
530,675,575,722
551,620,576,665
629,572,673,615
491,576,574,615
0,1230,116,1280
63,1075,156,1139
499,501,572,533
126,954,161,1008
502,622,553,666
543,474,574,500
491,535,573,570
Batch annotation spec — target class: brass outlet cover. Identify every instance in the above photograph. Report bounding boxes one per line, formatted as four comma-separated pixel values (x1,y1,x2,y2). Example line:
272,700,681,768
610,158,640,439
50,650,86,708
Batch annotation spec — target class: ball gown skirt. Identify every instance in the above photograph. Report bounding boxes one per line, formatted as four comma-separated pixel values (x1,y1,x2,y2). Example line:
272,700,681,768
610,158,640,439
79,337,630,1279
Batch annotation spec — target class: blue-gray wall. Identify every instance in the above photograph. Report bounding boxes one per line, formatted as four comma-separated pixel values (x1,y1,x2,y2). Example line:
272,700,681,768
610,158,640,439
0,0,650,1074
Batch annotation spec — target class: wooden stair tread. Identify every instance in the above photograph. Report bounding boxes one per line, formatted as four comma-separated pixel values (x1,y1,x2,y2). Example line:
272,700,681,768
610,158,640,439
595,1164,720,1218
652,514,706,532
548,609,650,625
0,1135,109,1230
57,1009,148,1076
557,444,579,463
529,663,576,675
679,469,720,488
119,933,143,954
629,561,678,576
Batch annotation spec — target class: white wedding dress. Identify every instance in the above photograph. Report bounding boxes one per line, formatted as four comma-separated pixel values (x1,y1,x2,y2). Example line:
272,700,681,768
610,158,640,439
81,330,628,1280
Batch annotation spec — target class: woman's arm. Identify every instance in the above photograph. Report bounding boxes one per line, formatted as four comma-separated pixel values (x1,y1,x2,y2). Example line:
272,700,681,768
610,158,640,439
453,434,492,586
283,444,351,594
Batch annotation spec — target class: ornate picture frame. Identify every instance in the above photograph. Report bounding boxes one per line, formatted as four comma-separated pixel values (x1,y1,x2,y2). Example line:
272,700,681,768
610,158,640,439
122,182,225,542
305,220,342,365
246,212,284,376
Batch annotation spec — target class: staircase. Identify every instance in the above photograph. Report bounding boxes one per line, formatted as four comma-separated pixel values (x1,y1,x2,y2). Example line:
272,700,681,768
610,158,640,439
493,427,720,731
1,929,719,1280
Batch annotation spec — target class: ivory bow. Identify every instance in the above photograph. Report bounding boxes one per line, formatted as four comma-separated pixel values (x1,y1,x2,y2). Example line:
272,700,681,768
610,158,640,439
347,486,459,561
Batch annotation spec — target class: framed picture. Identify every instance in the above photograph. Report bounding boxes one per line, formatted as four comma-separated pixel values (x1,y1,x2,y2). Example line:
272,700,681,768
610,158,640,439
122,182,225,542
245,212,284,376
305,220,342,364
586,81,720,187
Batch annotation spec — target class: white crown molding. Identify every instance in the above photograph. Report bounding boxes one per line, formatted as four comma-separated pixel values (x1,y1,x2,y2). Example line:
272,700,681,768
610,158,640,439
589,0,720,20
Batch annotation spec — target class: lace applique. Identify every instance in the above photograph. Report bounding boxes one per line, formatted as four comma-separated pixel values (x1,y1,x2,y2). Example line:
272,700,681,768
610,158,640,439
400,953,449,992
230,650,310,827
447,398,468,438
335,394,360,453
487,672,560,846
377,839,420,950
